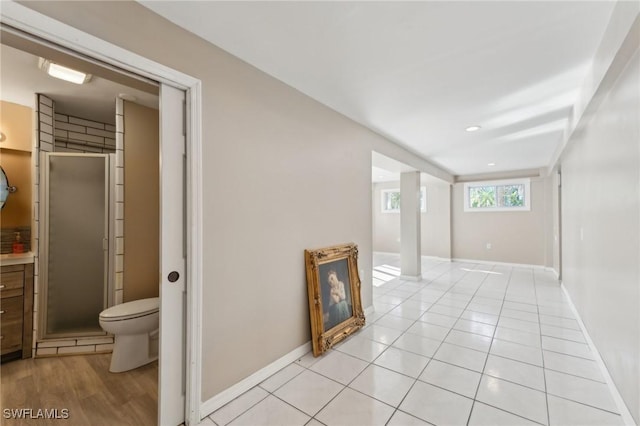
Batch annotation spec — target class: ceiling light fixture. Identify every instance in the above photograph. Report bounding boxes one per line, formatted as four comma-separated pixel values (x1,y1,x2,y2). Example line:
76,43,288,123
487,163,496,167
465,125,482,132
39,58,91,84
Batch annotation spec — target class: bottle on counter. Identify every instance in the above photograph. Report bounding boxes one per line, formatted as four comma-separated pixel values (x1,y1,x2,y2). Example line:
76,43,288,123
12,232,25,254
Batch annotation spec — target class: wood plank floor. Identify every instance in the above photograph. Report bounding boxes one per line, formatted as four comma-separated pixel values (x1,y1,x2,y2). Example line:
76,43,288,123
0,354,157,425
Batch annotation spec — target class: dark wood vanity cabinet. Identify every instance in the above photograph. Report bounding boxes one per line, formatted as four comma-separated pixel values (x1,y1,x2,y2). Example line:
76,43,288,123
1,263,33,362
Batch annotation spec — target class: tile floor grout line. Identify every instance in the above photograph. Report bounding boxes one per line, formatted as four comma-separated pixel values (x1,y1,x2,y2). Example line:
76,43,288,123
466,263,511,426
477,371,546,394
387,408,437,426
322,260,454,426
494,321,588,345
378,260,451,426
533,268,552,426
541,364,607,384
389,262,497,423
216,390,270,426
543,391,625,417
541,346,595,361
470,401,548,426
267,391,321,424
369,260,458,426
269,353,337,423
383,261,480,425
261,362,307,393
227,347,338,424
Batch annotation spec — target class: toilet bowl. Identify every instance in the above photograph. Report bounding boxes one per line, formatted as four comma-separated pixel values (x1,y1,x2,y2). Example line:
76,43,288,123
99,297,159,373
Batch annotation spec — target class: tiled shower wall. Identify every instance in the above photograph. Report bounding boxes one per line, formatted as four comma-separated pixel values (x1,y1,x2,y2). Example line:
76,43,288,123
32,94,54,356
33,95,115,357
54,113,115,153
115,98,125,306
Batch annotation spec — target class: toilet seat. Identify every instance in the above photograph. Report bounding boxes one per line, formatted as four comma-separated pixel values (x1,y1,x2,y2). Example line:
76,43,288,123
99,297,159,322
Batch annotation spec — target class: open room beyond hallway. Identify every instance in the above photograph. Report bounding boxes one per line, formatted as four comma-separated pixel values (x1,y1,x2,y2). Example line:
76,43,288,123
199,256,627,426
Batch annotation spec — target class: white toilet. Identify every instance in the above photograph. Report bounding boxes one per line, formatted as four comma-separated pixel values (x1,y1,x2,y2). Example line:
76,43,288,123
99,297,159,373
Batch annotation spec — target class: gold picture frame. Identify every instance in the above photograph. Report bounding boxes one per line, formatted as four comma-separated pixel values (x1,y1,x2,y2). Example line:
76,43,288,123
305,243,365,356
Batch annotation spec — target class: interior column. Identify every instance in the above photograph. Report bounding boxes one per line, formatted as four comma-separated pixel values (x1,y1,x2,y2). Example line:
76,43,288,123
400,171,422,280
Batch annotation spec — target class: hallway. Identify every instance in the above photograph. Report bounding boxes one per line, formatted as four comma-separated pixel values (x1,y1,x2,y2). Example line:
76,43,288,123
200,256,626,426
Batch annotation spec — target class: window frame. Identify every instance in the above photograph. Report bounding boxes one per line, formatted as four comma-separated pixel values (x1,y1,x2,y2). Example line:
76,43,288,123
381,186,427,213
463,178,531,212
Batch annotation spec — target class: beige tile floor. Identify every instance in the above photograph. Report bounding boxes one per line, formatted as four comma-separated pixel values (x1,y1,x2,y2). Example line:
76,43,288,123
199,255,629,426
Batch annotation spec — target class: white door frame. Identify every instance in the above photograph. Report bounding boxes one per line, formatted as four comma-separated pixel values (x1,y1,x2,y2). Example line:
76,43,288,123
0,2,204,425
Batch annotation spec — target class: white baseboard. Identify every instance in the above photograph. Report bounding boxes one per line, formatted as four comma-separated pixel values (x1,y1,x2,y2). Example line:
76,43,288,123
399,274,423,281
560,284,636,426
200,304,377,421
421,255,452,262
372,251,400,257
199,341,310,420
373,252,452,263
546,267,560,279
452,257,548,270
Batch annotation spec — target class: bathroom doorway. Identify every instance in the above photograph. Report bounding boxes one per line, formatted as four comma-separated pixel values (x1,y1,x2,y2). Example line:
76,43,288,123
0,39,162,424
1,6,201,423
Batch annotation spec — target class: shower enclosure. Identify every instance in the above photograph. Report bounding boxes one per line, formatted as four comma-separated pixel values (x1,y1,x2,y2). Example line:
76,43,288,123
40,153,115,338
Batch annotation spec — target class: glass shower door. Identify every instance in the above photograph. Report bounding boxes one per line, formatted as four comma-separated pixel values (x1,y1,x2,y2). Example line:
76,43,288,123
42,153,110,337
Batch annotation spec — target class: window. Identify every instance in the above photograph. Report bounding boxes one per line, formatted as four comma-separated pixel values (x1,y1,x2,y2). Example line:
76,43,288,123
381,187,426,213
464,178,531,212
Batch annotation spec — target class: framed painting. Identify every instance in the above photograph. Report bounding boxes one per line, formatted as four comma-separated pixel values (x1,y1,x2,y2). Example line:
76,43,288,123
304,243,365,356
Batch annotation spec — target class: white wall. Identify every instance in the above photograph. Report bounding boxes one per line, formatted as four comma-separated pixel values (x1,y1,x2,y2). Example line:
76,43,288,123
560,45,640,423
372,179,451,258
422,181,452,259
20,1,451,405
551,168,561,277
372,181,401,253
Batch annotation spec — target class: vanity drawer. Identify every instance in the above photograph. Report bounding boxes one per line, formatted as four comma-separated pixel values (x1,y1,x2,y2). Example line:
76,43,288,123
0,271,25,299
1,296,24,355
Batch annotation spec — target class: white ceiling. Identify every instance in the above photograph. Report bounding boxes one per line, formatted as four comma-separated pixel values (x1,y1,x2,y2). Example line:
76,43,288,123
372,151,450,183
141,1,614,177
0,43,158,124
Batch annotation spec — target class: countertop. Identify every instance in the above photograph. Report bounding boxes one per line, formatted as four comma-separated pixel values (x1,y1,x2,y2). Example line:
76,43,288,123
0,252,35,266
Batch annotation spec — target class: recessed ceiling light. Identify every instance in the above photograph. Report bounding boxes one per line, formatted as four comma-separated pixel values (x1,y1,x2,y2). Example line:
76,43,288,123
39,58,91,84
465,125,482,132
488,162,496,167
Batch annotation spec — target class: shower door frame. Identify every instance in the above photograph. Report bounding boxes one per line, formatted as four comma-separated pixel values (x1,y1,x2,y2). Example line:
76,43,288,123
39,152,114,339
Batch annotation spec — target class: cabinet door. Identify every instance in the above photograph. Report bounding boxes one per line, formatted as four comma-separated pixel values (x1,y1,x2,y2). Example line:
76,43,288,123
0,271,25,298
1,296,24,355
